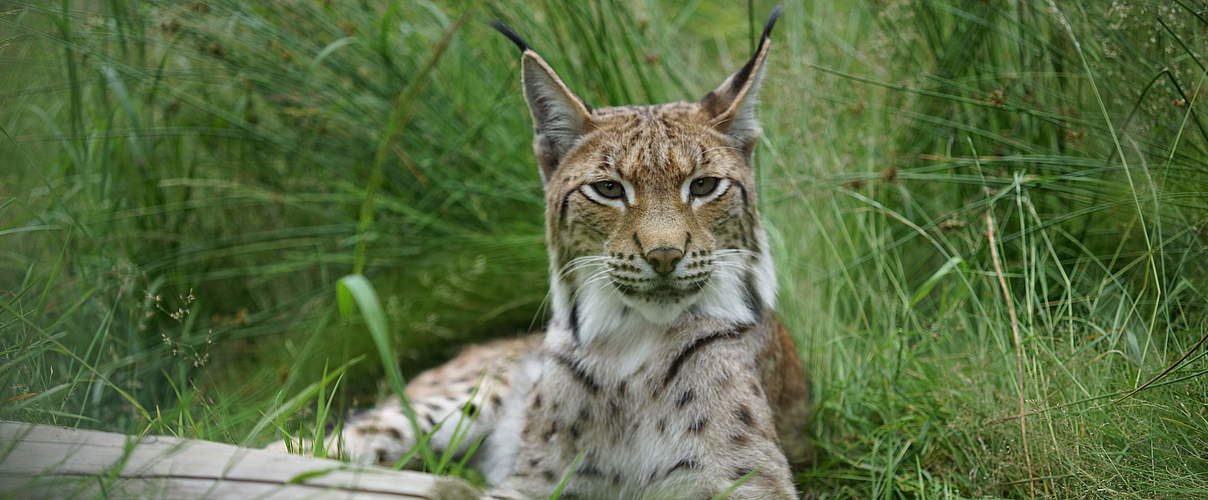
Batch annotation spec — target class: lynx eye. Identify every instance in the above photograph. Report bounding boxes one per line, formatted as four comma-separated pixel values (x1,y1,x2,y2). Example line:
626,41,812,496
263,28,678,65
689,177,721,197
591,181,625,199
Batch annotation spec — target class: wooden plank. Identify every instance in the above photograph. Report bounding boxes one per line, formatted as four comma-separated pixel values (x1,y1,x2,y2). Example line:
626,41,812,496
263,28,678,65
0,421,482,499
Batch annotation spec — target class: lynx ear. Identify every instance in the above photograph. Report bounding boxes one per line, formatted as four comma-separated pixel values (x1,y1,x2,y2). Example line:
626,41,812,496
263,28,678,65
492,22,593,183
699,6,781,156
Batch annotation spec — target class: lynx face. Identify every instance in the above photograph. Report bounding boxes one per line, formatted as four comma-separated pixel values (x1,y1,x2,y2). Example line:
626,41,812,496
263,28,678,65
500,20,778,344
548,106,763,324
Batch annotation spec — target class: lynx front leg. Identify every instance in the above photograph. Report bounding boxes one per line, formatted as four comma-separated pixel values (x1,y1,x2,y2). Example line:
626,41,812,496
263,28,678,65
268,336,540,466
338,389,495,465
266,384,497,465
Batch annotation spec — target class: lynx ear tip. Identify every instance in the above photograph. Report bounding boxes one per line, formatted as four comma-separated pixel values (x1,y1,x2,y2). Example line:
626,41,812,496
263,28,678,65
761,5,783,43
490,20,529,53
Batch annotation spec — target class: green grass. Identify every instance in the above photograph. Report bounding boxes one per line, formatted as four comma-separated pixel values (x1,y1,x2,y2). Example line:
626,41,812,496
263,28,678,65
2,0,1207,497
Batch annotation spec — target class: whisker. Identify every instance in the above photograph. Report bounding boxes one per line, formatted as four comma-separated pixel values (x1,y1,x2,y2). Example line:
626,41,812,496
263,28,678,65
563,264,605,279
560,255,609,269
559,255,608,272
558,257,610,279
583,273,615,288
712,248,759,258
580,268,613,287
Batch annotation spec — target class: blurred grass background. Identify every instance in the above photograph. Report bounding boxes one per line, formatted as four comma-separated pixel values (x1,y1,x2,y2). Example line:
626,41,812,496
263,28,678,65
2,0,1206,497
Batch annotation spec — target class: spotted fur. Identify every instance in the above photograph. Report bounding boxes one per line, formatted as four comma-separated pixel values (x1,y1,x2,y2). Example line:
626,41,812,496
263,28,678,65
270,8,808,499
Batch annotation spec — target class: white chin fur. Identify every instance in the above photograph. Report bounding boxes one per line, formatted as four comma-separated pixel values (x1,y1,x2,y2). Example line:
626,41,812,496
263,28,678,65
552,242,776,348
618,295,691,325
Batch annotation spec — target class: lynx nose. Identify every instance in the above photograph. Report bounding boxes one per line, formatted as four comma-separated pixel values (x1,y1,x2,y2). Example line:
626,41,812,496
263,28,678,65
644,247,684,275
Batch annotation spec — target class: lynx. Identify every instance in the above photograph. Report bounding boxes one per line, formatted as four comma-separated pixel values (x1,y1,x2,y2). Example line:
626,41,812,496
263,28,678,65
273,8,808,499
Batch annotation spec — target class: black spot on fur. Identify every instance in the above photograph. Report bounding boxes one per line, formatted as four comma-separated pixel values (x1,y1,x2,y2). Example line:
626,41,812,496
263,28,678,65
668,458,700,475
552,352,601,394
491,394,503,407
676,389,695,408
542,469,556,482
543,421,560,442
387,428,402,440
533,393,543,409
731,433,750,446
424,414,437,427
577,463,603,477
463,403,479,416
688,417,708,433
731,467,756,481
663,326,749,388
569,299,581,344
743,270,762,321
736,404,755,427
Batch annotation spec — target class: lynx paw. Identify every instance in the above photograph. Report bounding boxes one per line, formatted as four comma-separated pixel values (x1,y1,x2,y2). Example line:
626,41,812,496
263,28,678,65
264,408,417,466
338,408,417,465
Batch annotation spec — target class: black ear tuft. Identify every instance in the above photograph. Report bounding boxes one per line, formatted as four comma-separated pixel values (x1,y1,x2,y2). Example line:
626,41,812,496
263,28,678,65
760,5,783,49
722,5,781,103
698,6,782,155
490,21,529,52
